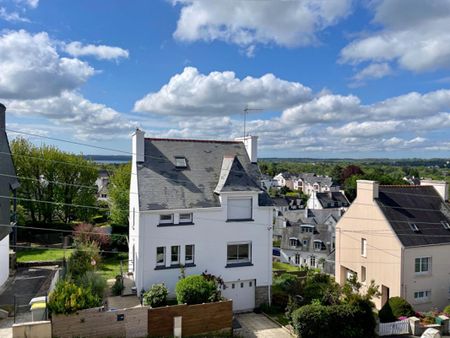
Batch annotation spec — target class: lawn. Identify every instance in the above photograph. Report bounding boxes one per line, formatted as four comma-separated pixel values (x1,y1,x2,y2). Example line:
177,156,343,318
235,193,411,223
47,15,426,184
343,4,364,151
16,248,73,262
273,261,302,272
98,252,128,279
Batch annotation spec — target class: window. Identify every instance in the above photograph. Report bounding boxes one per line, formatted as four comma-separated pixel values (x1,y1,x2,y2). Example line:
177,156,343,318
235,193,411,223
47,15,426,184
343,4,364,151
415,257,431,274
303,239,309,248
361,238,367,257
361,266,366,283
156,247,165,266
441,221,450,230
171,246,180,264
295,253,301,265
185,244,194,264
310,256,316,267
414,290,431,302
132,207,135,230
179,213,193,224
409,222,420,232
227,198,252,221
314,241,322,251
289,238,298,247
159,214,174,224
301,225,314,233
227,242,251,264
175,157,187,168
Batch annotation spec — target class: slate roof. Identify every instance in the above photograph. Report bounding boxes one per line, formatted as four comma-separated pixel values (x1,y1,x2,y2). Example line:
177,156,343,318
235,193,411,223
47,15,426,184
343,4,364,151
137,138,272,211
376,185,450,247
315,191,349,208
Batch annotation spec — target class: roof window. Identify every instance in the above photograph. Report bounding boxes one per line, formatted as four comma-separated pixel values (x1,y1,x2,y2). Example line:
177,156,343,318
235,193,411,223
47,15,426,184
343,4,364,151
175,157,187,168
441,221,450,230
409,223,420,232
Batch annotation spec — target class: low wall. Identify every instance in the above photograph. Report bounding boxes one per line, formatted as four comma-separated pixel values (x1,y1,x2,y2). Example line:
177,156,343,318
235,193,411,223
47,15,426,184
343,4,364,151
148,300,233,337
12,320,51,338
52,306,148,338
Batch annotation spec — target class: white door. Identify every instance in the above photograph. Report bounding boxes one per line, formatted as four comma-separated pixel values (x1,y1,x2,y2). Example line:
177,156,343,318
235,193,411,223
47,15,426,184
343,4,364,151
222,279,255,312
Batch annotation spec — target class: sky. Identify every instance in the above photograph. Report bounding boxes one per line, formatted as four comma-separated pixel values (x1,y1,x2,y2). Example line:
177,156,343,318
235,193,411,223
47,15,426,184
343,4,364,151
0,0,450,158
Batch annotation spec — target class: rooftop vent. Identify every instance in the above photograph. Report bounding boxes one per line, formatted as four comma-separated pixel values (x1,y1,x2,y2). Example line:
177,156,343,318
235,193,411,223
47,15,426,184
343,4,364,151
409,223,420,232
175,157,187,168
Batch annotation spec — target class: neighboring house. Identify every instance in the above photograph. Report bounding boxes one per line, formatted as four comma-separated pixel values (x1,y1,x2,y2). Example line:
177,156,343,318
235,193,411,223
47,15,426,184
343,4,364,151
273,172,295,190
299,174,339,195
307,191,349,210
0,104,19,288
336,180,450,311
129,131,273,312
260,174,276,191
95,169,110,201
278,208,341,274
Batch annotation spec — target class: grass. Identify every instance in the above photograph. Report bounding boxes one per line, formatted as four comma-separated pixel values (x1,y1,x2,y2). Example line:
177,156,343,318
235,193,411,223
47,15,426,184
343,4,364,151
16,248,73,262
273,262,302,272
98,252,128,279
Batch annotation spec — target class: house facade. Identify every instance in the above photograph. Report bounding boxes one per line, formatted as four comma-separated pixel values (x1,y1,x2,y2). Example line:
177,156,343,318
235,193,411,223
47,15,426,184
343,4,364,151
336,180,450,311
0,104,19,287
129,131,273,312
95,169,110,201
306,191,349,210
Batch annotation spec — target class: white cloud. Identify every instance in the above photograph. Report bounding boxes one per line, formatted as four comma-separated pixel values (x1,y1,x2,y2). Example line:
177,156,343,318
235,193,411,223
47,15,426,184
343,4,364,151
0,7,30,22
172,0,353,49
341,0,450,73
134,67,312,116
352,63,392,83
65,42,129,61
14,0,39,8
5,91,136,140
0,30,94,100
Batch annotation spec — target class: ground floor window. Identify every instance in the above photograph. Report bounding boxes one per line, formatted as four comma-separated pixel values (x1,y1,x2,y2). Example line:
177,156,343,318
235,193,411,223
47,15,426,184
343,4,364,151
310,255,316,267
414,290,431,302
156,246,165,266
294,253,301,265
227,242,251,264
171,245,180,264
185,244,195,264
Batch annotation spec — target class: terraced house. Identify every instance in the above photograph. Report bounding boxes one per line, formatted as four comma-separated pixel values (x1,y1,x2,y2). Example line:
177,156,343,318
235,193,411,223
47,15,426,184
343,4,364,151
128,130,273,312
336,179,450,311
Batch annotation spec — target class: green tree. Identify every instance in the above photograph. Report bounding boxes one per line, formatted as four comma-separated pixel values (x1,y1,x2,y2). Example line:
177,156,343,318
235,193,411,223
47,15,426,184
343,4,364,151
108,163,131,226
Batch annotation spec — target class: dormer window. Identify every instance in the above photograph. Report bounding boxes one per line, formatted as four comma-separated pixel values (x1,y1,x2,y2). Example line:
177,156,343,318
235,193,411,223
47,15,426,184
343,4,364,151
289,237,299,247
441,221,450,230
409,222,420,232
175,157,187,168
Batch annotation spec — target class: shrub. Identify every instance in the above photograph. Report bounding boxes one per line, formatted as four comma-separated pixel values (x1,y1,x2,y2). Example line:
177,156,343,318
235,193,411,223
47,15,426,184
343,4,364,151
175,275,217,305
273,273,301,294
444,305,450,316
143,284,168,307
78,271,107,299
379,297,415,323
73,223,110,248
67,242,101,279
48,280,101,315
111,276,124,296
302,271,341,305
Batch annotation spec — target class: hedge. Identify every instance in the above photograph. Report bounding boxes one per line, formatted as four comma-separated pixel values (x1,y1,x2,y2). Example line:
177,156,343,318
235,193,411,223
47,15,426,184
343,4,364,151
175,275,217,305
378,297,415,323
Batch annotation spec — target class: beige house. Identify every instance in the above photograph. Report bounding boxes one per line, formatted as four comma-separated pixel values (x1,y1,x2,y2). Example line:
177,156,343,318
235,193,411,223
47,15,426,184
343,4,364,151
336,180,450,311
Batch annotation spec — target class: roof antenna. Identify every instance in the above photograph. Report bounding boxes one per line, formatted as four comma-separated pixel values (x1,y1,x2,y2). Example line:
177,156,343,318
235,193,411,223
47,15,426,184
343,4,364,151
243,105,263,138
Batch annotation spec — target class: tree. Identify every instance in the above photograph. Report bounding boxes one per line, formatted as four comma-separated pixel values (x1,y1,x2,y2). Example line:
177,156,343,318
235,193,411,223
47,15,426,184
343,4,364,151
330,165,343,185
108,163,131,226
340,165,364,182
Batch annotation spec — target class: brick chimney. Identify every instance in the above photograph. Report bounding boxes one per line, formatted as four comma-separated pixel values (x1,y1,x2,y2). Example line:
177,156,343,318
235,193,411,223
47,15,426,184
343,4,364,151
0,103,5,130
235,135,258,163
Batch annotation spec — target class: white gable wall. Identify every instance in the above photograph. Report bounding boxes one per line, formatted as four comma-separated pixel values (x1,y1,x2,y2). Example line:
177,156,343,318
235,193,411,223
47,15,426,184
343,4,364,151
0,235,9,287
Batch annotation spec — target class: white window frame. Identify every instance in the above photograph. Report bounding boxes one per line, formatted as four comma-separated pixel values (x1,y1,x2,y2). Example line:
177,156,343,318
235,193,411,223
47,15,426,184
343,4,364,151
159,214,174,224
171,245,180,265
361,238,367,257
179,213,193,224
156,246,165,266
310,255,316,267
294,253,301,265
227,197,253,221
415,257,431,274
227,241,251,264
414,290,431,303
313,241,322,251
185,244,195,264
289,237,298,247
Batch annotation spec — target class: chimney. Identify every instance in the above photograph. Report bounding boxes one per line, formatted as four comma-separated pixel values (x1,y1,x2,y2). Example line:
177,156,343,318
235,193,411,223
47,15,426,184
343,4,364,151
0,103,5,130
235,135,258,163
421,179,449,201
132,128,145,163
356,180,379,204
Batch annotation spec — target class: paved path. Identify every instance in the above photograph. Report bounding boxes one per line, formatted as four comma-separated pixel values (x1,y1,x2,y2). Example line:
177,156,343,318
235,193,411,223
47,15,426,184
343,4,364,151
236,313,294,338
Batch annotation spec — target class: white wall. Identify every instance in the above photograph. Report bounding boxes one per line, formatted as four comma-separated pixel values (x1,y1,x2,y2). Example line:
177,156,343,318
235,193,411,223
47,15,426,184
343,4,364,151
134,194,273,295
0,235,9,288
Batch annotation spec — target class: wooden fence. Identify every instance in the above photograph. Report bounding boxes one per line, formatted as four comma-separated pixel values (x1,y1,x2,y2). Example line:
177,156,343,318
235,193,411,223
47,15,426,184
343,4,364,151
378,319,410,336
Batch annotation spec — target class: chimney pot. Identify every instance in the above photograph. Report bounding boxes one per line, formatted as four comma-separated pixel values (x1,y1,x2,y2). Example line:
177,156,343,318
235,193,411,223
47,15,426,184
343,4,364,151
0,103,5,130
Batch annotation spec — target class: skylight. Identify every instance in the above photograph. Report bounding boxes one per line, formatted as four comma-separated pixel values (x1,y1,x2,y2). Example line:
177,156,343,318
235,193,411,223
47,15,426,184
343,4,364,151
409,223,420,232
441,221,450,230
175,157,187,168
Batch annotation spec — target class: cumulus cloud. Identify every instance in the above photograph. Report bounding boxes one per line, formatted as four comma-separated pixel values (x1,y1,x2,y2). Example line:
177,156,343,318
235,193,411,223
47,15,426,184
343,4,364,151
0,7,30,22
0,30,94,100
351,63,392,84
5,91,136,140
65,42,129,61
172,0,353,50
341,0,450,73
134,67,312,115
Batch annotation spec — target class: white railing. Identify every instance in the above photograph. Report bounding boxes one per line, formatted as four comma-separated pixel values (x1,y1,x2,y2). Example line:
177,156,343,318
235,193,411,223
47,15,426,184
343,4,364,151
378,319,410,336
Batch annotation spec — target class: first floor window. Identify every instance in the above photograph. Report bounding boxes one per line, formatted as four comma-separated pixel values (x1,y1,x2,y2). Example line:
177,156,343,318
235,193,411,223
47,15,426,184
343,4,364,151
361,266,366,283
310,255,316,267
156,247,165,266
415,257,431,273
159,214,174,224
361,238,367,257
227,242,251,264
314,241,322,251
171,245,180,264
179,213,193,224
185,244,194,264
295,253,301,265
227,198,252,221
414,290,431,302
289,238,298,247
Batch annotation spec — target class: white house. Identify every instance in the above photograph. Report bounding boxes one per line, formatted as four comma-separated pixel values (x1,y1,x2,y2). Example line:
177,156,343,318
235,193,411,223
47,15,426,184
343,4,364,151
306,191,349,210
0,104,19,288
95,169,110,201
129,131,273,312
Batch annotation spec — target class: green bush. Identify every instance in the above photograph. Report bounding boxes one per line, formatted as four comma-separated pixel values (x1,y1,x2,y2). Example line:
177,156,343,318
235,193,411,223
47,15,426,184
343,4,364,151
111,276,124,296
444,305,450,315
273,273,301,294
67,242,101,279
48,280,101,315
302,272,341,305
175,275,217,305
379,297,415,323
143,284,168,307
78,271,107,299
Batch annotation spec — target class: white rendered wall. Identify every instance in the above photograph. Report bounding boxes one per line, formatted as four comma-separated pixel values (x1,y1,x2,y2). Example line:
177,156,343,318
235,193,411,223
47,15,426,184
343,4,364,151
0,235,9,288
135,194,273,295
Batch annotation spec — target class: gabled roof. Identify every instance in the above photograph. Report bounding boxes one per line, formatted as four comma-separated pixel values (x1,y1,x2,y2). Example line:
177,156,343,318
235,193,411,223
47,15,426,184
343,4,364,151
137,138,272,211
316,191,349,208
376,185,450,247
214,156,261,193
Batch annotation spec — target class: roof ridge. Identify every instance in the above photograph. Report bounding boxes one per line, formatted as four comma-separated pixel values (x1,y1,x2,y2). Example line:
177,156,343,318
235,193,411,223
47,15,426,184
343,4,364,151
145,137,241,144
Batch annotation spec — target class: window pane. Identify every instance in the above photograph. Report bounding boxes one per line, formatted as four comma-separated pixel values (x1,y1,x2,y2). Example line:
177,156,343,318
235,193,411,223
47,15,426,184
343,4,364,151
185,245,194,262
415,258,420,272
156,247,165,264
227,198,252,220
422,258,428,272
227,244,238,261
238,244,249,260
179,213,192,222
171,246,179,263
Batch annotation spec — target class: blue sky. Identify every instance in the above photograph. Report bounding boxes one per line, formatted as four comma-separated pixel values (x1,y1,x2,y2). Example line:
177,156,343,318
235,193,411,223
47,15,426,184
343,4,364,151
0,0,449,158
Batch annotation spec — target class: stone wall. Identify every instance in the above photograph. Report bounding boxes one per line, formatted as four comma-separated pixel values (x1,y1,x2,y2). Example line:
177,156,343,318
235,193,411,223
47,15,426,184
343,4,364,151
255,285,271,307
13,320,51,338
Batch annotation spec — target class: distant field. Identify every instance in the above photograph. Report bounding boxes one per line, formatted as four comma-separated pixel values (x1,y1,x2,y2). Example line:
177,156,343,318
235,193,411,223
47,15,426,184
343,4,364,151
16,248,73,262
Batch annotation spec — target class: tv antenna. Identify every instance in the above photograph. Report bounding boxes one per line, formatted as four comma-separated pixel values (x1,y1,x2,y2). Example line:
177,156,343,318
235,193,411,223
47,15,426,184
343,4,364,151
243,105,263,138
